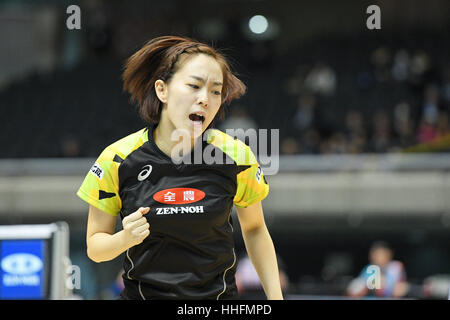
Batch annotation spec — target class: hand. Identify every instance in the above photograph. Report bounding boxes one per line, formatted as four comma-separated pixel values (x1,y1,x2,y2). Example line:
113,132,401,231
121,207,150,248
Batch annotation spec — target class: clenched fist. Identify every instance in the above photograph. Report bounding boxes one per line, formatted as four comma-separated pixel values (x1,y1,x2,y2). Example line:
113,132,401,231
122,207,150,247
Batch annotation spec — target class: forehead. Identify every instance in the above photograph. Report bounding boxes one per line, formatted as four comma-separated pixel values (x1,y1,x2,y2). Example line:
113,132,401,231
175,53,223,82
371,247,390,255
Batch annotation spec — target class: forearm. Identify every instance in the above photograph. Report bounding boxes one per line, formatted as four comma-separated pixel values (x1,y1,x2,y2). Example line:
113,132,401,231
242,225,283,300
87,230,130,263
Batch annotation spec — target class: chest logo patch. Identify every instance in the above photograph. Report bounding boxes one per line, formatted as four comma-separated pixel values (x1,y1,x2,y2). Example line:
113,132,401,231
137,164,152,181
153,188,205,205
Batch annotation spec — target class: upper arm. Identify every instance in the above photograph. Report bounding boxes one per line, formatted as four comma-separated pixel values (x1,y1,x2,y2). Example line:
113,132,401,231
76,147,122,216
86,205,118,242
236,201,266,233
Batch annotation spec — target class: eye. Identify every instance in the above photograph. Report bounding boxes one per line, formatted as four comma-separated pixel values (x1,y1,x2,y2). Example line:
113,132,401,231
213,90,221,96
188,84,199,89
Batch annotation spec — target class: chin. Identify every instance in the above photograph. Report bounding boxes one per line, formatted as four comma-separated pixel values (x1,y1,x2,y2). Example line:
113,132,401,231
191,127,205,139
189,122,206,138
172,125,203,141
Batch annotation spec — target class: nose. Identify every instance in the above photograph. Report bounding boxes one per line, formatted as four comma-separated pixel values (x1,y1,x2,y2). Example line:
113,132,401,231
197,88,208,108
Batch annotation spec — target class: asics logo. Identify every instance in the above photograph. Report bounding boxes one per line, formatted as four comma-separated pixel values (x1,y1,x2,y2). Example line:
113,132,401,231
137,164,152,181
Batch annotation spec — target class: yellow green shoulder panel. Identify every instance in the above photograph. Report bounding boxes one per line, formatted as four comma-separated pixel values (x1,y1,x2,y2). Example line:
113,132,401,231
76,128,148,216
207,129,269,208
206,129,257,166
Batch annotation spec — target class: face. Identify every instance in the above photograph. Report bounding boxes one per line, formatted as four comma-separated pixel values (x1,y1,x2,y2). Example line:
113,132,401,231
156,53,223,139
369,248,392,267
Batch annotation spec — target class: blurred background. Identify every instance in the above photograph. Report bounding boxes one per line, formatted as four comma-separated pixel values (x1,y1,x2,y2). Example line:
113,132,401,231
1,0,450,299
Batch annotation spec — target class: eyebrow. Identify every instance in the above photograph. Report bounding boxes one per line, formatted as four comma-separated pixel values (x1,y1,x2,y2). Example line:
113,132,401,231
189,75,223,86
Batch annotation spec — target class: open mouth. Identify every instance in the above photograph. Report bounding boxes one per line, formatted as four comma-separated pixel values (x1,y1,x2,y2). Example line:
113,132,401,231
189,113,205,123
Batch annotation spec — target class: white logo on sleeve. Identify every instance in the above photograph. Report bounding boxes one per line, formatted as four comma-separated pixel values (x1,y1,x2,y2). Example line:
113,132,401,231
137,164,152,181
90,162,104,180
256,166,262,183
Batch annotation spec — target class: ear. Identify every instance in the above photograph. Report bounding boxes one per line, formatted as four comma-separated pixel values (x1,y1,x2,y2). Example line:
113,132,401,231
154,79,168,104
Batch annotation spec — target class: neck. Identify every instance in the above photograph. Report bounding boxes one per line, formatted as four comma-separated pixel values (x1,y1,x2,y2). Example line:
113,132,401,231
153,118,196,159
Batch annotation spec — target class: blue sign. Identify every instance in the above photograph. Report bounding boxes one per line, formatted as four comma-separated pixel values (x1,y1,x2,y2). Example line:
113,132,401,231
0,240,46,299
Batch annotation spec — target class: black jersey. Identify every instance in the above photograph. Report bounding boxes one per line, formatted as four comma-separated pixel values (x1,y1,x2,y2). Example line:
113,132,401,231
77,124,269,299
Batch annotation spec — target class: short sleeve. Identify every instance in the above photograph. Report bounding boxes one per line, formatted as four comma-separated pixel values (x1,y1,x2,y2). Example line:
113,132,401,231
233,150,269,208
205,128,269,208
76,147,122,216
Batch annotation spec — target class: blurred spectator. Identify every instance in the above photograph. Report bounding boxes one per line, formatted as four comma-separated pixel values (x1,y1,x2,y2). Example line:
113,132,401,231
442,65,450,105
235,253,290,300
320,252,354,296
320,132,347,154
281,137,299,155
422,84,440,123
436,111,449,138
320,131,347,154
392,101,415,149
346,241,408,298
218,104,259,146
83,0,114,59
300,128,321,154
285,64,310,95
371,46,391,83
408,50,431,92
345,110,365,137
410,51,431,79
391,49,410,82
344,110,367,154
219,104,258,132
304,62,337,96
370,110,392,152
422,274,450,300
417,117,439,143
417,84,442,143
292,93,316,133
98,270,125,300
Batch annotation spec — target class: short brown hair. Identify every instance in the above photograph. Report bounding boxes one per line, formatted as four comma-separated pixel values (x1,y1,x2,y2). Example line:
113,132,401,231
122,35,246,124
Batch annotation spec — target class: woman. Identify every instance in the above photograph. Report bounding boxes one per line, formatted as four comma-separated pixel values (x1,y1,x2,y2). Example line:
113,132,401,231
77,35,283,300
